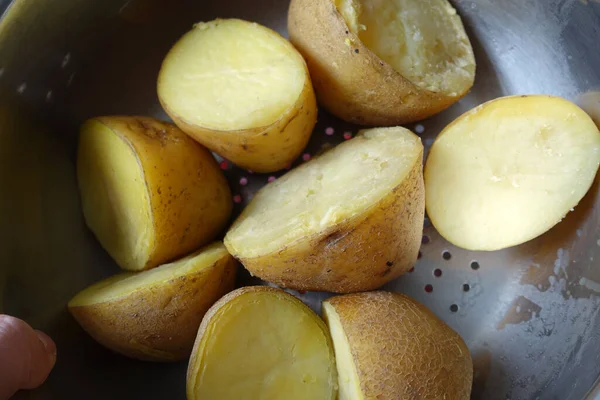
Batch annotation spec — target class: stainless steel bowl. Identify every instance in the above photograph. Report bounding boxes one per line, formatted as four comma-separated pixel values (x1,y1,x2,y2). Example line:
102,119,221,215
1,0,599,398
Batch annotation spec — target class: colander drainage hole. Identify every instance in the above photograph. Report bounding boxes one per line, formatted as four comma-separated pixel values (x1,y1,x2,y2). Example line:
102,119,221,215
450,304,459,313
471,261,480,270
463,284,470,292
442,250,452,260
422,235,430,244
433,268,442,277
424,284,433,293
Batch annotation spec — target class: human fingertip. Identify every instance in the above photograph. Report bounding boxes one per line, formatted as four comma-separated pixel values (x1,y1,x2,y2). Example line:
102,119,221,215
35,330,57,362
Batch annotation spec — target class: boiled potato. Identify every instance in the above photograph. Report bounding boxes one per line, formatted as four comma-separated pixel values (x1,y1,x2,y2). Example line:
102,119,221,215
323,292,472,400
158,19,317,173
187,286,337,399
77,116,231,271
425,95,600,251
225,127,424,293
288,0,475,126
68,242,236,362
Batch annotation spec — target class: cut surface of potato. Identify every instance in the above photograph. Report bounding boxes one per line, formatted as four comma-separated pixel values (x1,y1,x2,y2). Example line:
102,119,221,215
322,292,472,400
69,243,227,306
335,0,474,96
77,116,231,271
225,127,424,292
68,242,236,361
288,0,474,125
187,286,337,400
78,119,151,271
323,305,362,399
425,95,600,251
159,19,304,130
158,19,317,172
227,127,420,256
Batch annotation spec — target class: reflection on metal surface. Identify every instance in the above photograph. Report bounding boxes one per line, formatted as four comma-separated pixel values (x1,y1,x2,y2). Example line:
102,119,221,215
471,349,493,399
496,296,542,330
579,92,600,127
0,0,600,399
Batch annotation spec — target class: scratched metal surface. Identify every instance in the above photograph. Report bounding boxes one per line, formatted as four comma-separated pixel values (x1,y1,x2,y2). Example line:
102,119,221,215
0,0,599,399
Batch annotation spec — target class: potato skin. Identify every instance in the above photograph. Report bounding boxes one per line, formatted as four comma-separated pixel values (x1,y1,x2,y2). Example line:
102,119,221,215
288,0,467,126
226,150,424,293
158,44,318,173
69,253,237,362
325,292,473,400
88,116,232,270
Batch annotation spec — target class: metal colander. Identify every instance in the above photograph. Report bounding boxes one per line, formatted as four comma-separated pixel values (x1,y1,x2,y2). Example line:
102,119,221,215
0,0,599,399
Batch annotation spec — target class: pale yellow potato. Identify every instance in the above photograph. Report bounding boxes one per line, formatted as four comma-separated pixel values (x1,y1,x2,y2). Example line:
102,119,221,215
158,19,317,173
68,242,236,362
425,95,600,251
225,127,424,293
323,292,472,400
77,116,232,271
187,286,337,400
288,0,475,125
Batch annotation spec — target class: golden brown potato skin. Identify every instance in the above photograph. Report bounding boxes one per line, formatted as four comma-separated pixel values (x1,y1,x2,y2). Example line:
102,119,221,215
159,68,317,173
91,116,232,270
229,150,424,293
325,292,473,400
288,0,467,126
69,254,237,362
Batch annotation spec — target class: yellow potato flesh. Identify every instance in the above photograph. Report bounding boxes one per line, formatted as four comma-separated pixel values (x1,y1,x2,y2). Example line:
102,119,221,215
77,120,153,270
226,127,422,257
189,290,335,399
334,0,474,95
68,243,227,307
425,95,600,251
322,303,363,400
158,19,306,131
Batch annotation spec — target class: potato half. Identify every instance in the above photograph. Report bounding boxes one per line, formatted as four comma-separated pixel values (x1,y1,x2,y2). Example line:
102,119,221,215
77,116,232,271
186,286,337,399
158,19,317,173
68,242,236,362
288,0,475,126
225,127,424,293
323,292,472,400
425,95,600,251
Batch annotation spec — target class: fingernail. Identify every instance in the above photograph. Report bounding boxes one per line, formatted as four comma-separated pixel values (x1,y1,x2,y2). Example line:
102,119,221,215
35,330,57,360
